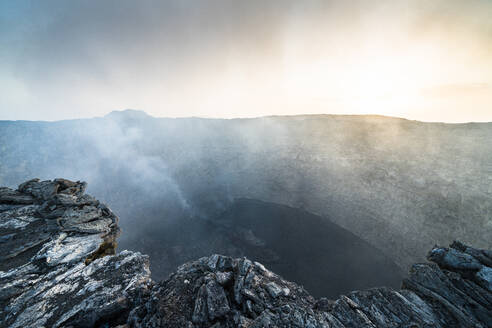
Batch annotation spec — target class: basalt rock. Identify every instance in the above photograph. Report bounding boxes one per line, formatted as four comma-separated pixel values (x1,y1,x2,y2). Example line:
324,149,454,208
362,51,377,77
0,179,151,327
1,179,491,327
128,243,492,328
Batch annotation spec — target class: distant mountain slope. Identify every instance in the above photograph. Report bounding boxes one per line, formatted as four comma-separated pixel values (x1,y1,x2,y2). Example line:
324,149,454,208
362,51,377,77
0,111,491,270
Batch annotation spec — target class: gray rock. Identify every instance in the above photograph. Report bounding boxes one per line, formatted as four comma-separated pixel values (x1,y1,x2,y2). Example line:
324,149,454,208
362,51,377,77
130,243,492,327
0,179,151,328
215,271,233,285
206,280,230,320
266,282,283,298
0,187,34,205
192,285,209,324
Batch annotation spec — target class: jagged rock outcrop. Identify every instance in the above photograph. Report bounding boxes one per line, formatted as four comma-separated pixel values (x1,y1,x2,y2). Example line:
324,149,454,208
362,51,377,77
128,243,492,328
1,179,491,327
0,179,151,327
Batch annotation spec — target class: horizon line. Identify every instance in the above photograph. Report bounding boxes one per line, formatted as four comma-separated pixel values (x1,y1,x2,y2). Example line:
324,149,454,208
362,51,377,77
1,109,491,125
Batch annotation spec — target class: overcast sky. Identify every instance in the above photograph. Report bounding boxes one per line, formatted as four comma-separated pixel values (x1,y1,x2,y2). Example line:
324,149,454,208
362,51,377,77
1,0,491,122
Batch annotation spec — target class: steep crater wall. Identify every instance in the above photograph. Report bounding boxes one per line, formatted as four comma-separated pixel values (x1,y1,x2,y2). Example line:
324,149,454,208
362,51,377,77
1,114,491,273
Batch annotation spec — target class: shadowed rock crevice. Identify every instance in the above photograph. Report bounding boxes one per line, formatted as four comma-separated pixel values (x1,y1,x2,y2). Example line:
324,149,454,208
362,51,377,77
85,237,118,265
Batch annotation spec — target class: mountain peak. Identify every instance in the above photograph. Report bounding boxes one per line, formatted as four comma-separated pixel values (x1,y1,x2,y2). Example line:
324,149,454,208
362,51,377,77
104,109,152,119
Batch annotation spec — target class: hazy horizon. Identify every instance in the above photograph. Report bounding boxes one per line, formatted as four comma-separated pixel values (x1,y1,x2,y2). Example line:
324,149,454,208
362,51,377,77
2,109,492,124
1,1,492,122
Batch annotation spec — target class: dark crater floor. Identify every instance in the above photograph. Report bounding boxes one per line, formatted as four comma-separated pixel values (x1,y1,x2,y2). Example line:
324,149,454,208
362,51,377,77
119,198,403,298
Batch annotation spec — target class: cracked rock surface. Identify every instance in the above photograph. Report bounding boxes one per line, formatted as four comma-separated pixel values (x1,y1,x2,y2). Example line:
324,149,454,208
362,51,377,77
0,179,151,327
1,178,491,327
129,243,492,328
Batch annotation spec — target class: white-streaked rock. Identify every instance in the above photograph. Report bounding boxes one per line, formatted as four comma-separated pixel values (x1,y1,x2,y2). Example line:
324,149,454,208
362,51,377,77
0,179,151,328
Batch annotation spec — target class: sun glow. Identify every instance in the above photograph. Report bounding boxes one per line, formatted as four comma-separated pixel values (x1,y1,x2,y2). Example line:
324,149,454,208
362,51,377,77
2,0,492,122
280,41,444,118
130,36,491,123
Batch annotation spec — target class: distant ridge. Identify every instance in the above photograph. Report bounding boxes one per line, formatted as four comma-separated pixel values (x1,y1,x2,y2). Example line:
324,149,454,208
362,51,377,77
104,109,153,119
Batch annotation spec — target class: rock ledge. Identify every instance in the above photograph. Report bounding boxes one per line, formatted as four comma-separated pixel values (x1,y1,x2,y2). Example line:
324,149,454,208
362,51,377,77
0,179,151,327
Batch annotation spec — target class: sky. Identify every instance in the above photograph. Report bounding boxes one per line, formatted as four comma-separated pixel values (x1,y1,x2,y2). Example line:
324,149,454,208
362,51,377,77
1,0,491,122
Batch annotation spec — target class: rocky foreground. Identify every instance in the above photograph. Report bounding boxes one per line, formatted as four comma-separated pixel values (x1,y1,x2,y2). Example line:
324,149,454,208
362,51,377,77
0,179,491,327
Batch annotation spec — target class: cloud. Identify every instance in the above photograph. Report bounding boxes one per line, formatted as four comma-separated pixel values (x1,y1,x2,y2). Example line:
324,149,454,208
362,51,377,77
1,0,492,121
420,83,491,98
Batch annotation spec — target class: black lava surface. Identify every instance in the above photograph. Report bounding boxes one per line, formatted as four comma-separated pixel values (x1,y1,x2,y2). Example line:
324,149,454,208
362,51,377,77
119,198,403,298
